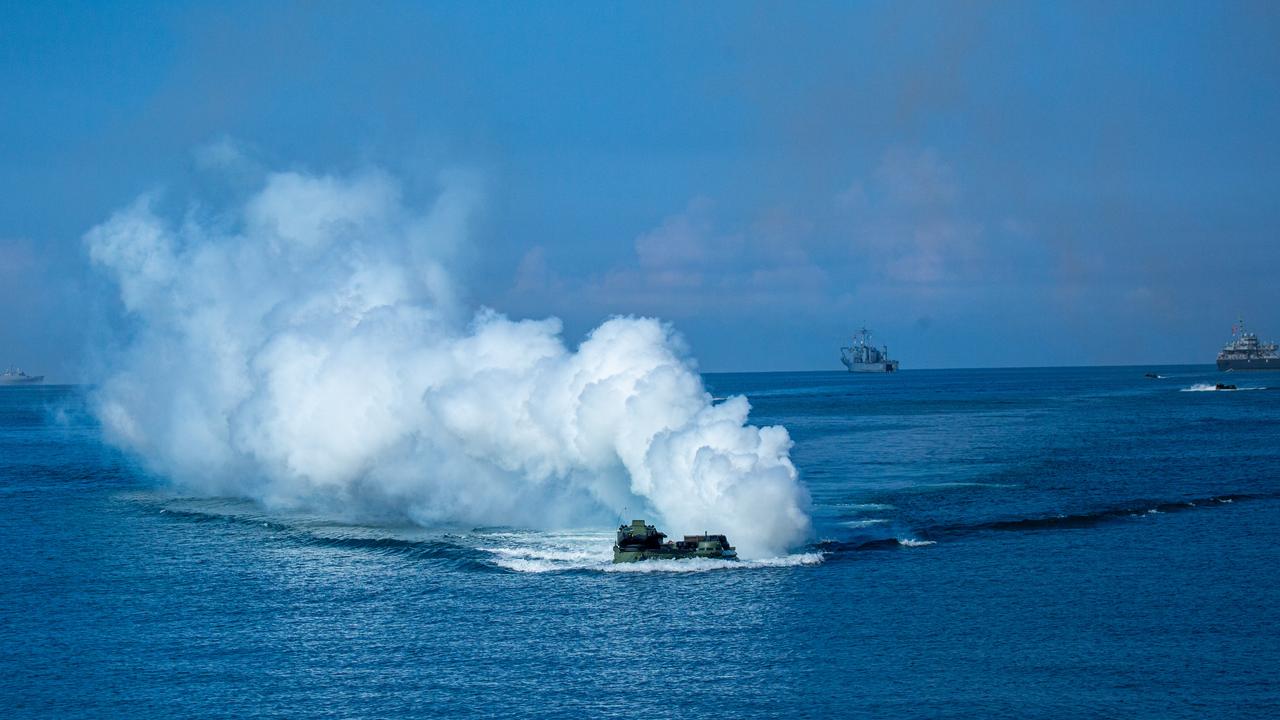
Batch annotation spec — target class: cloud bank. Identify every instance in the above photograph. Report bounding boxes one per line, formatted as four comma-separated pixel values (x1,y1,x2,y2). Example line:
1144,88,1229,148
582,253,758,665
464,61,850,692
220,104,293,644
85,166,811,557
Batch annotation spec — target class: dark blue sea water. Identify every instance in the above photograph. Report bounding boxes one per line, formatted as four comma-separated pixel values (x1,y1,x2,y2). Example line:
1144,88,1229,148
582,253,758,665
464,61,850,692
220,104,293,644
3,367,1279,719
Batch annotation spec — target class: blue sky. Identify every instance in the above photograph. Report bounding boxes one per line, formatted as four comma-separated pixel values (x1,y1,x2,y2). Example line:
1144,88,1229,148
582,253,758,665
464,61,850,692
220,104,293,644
3,1,1279,376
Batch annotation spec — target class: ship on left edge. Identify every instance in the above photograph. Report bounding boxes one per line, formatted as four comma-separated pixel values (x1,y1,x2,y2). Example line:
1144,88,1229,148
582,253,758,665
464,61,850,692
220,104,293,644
0,367,44,385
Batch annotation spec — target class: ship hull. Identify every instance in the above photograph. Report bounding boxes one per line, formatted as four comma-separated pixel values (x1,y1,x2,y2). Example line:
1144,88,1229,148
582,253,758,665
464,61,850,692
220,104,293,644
0,376,43,385
843,361,899,373
1218,358,1280,371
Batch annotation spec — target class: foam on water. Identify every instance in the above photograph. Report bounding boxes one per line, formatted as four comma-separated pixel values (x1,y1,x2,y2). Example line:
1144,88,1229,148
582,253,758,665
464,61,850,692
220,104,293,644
137,498,825,574
492,554,824,574
912,482,1019,492
832,502,896,511
472,527,823,573
603,554,825,573
840,518,890,528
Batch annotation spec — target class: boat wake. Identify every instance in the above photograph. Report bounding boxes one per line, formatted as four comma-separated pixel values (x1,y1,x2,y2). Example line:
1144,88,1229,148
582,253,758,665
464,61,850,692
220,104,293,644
136,495,823,574
839,518,890,528
816,492,1273,558
910,481,1020,492
475,529,822,573
133,489,1272,570
914,493,1267,539
815,536,937,553
1181,383,1268,392
495,554,824,573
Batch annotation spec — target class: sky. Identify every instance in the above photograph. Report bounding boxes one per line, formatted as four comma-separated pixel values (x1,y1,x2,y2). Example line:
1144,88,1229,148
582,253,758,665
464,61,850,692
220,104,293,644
2,0,1279,378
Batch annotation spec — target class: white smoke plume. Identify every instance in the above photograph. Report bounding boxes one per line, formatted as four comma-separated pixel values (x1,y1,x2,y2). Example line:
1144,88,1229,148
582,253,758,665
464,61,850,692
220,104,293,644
85,166,811,558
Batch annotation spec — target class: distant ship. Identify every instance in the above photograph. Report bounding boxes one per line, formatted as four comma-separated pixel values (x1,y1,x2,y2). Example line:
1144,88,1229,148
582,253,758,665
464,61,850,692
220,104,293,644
1217,319,1279,371
841,327,898,373
0,367,44,385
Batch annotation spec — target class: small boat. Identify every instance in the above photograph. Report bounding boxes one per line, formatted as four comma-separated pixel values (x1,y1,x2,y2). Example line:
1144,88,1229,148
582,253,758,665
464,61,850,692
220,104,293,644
1215,383,1237,390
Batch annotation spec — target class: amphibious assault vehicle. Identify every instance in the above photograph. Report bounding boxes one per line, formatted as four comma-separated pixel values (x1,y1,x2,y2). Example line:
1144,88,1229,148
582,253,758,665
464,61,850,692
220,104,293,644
612,519,737,563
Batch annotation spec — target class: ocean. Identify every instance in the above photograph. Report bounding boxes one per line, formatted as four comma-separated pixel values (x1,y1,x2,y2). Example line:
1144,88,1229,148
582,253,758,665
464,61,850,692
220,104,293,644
2,366,1278,719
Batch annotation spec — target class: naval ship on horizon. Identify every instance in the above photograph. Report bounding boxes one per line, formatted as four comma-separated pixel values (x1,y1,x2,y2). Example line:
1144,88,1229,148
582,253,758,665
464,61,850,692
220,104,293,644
0,367,44,385
841,327,898,373
1217,318,1279,371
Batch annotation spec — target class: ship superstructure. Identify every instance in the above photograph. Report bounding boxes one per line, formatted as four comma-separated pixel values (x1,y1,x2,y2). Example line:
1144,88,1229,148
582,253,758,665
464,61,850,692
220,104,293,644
1217,319,1279,371
0,367,44,385
841,327,898,373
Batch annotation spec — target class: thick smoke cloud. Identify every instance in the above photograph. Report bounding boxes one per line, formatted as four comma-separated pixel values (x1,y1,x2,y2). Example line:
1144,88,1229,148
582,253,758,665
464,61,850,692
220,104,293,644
85,167,811,557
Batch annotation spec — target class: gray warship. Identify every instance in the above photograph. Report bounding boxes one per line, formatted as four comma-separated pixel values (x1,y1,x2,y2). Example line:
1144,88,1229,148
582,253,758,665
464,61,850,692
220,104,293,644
612,519,737,563
1217,319,1279,371
841,327,898,373
0,367,43,385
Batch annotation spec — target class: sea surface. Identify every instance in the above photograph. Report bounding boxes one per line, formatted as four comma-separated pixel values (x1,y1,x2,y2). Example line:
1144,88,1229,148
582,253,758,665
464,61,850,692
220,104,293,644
3,366,1279,719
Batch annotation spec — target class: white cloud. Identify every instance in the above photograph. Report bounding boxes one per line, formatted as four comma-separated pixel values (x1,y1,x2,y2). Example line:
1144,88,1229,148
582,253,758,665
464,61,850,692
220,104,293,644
874,146,959,207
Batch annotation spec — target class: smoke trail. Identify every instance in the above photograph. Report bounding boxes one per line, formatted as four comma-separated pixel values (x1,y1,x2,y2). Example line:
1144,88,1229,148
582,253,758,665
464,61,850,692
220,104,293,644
85,166,811,557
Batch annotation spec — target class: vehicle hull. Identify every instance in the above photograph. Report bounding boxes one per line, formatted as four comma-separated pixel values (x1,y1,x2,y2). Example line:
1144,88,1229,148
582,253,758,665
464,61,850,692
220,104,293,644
612,547,738,563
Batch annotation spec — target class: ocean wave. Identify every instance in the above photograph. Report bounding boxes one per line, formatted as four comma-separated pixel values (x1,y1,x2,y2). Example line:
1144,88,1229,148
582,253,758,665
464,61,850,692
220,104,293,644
831,502,896,511
608,554,824,573
814,492,1274,557
495,553,824,574
814,537,931,553
136,490,1273,570
483,548,824,571
910,482,1019,492
918,493,1266,539
134,496,826,574
1181,383,1267,392
476,528,823,573
840,518,890,528
137,495,495,567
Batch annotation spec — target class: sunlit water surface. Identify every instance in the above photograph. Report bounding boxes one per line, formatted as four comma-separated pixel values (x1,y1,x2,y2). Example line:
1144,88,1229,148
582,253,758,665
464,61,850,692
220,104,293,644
3,366,1279,718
